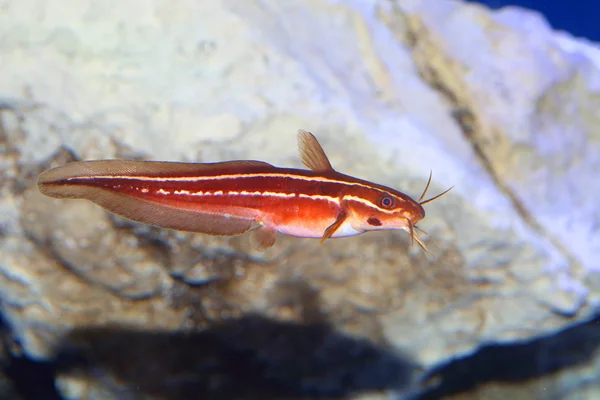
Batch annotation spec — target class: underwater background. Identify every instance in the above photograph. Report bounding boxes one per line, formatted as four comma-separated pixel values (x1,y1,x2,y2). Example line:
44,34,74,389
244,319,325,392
1,1,599,399
473,0,599,41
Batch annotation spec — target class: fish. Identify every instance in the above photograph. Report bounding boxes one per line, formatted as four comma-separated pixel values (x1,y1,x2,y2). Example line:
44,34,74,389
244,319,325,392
38,130,452,253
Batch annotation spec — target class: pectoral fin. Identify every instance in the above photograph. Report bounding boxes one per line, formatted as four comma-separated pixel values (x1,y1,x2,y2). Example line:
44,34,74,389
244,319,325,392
320,211,347,245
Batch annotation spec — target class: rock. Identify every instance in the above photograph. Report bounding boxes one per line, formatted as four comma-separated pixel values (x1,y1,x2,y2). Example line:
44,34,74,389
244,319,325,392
0,0,598,398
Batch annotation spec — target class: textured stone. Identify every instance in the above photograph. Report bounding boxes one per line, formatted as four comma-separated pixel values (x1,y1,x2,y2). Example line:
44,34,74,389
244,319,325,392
0,0,598,398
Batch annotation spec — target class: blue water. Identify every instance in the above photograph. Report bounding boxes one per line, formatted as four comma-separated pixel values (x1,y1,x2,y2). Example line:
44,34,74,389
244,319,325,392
470,1,600,42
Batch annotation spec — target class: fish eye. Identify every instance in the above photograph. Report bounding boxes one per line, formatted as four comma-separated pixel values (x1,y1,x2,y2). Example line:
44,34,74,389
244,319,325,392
379,195,395,208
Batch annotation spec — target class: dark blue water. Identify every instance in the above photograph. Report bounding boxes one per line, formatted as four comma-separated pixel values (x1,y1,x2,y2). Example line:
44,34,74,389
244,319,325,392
470,1,600,42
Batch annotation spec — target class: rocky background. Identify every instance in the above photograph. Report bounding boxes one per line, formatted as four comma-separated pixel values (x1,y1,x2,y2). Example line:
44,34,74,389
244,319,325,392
1,0,599,399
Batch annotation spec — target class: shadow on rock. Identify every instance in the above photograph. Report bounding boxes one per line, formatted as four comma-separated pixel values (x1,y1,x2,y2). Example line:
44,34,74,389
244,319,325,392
419,314,600,399
55,314,417,400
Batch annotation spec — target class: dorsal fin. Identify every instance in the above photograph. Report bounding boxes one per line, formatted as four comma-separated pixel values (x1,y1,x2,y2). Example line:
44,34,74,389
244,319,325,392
297,130,334,172
37,159,274,183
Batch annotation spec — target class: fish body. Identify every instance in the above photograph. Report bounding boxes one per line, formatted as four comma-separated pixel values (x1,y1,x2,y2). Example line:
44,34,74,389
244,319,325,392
38,130,449,251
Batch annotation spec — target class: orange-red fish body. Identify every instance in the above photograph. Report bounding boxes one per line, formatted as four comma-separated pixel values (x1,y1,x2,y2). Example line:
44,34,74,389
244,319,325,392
38,130,448,251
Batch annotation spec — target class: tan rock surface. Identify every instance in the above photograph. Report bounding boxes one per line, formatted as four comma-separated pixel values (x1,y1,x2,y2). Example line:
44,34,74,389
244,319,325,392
0,0,598,398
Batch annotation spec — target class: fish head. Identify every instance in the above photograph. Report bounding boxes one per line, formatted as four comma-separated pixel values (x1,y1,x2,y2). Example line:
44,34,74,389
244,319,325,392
344,187,425,236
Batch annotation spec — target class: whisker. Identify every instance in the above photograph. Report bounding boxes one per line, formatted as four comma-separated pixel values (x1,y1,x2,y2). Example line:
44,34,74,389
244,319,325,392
414,225,440,249
413,230,435,261
419,185,454,206
418,170,433,203
407,219,414,248
413,225,430,239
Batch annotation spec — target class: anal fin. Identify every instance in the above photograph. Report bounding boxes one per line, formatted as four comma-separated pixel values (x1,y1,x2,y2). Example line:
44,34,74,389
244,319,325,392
39,185,255,236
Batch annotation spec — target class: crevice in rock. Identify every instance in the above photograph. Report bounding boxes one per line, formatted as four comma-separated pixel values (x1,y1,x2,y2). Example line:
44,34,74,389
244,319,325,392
417,313,600,399
383,2,583,275
0,316,61,400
